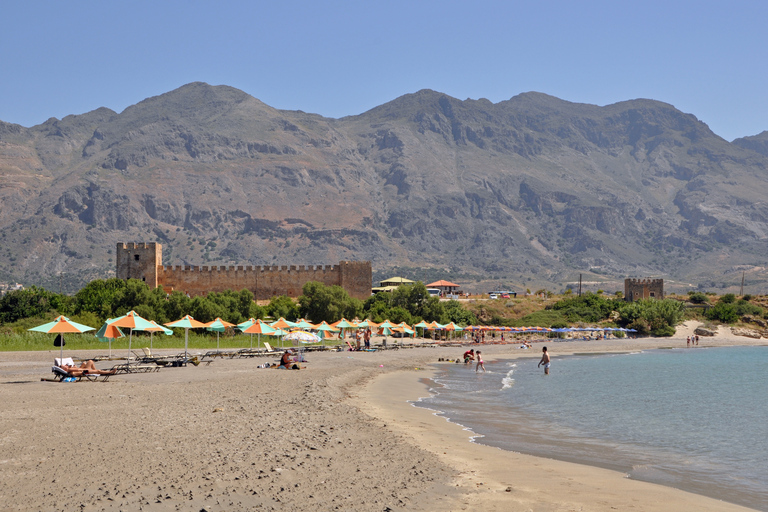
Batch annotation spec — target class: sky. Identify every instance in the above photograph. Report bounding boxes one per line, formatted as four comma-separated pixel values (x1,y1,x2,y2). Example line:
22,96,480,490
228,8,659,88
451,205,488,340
1,0,766,141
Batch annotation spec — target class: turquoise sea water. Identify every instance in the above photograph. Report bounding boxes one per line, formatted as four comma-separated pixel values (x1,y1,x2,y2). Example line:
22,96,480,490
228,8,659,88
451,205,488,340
416,346,768,511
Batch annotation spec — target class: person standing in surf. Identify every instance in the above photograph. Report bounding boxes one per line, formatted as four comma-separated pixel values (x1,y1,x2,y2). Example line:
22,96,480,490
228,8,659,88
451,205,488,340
475,351,485,372
538,346,551,374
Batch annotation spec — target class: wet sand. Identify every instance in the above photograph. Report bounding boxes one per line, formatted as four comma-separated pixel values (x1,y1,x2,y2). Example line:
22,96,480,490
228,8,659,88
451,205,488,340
0,325,764,511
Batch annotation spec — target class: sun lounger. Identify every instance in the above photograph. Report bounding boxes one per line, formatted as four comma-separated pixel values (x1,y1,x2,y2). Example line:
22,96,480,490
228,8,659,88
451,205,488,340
109,362,161,374
42,358,114,382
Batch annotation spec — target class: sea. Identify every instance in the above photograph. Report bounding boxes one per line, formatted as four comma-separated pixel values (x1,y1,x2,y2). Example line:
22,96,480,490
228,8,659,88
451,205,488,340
415,346,768,511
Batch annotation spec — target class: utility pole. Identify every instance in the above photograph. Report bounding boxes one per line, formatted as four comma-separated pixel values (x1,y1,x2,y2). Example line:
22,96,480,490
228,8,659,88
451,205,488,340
578,274,582,297
740,271,745,296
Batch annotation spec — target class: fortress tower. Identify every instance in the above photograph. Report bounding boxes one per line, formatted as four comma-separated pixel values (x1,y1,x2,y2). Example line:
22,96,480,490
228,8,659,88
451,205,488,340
624,278,664,302
116,242,162,286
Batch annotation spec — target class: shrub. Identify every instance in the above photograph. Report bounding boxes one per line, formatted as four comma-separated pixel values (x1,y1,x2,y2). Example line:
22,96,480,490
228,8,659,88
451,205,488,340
705,302,739,324
688,292,708,304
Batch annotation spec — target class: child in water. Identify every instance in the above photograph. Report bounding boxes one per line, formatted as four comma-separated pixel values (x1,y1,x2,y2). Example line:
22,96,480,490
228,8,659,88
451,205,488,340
475,350,485,373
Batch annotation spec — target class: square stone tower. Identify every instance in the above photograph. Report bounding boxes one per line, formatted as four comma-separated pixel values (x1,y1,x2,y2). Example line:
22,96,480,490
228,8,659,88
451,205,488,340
116,242,162,286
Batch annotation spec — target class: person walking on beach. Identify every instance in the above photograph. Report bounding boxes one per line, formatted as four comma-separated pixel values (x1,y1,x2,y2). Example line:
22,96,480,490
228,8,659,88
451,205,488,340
475,350,485,372
538,346,551,374
687,336,691,348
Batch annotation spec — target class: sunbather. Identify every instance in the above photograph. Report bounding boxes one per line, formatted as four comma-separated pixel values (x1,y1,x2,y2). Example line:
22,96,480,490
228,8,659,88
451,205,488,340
60,360,116,376
278,351,293,369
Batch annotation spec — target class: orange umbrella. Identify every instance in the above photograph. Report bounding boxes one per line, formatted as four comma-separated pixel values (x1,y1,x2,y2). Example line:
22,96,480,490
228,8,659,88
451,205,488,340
204,318,237,351
29,315,96,360
242,320,277,350
165,315,207,359
271,317,297,329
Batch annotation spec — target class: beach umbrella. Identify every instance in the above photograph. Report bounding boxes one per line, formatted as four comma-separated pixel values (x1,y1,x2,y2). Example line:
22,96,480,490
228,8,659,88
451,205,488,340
271,317,297,329
356,319,379,329
204,317,236,351
237,318,258,331
108,311,158,363
413,320,430,338
30,315,97,360
283,330,321,344
293,319,316,329
270,318,298,348
165,315,207,360
95,318,124,357
144,320,173,351
331,318,358,341
242,319,276,350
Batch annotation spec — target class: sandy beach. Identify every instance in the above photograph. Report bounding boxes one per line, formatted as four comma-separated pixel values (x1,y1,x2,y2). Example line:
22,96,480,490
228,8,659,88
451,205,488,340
0,323,764,511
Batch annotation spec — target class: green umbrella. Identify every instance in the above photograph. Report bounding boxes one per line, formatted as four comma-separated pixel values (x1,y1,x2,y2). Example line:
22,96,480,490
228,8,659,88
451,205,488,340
109,311,158,363
30,315,96,360
413,320,430,338
242,320,276,350
165,315,207,360
237,318,258,331
204,317,236,351
95,318,124,357
293,319,315,329
144,320,173,351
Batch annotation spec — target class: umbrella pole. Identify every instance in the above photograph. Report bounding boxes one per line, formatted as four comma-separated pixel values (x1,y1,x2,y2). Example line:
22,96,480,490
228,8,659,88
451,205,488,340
109,339,112,358
217,331,220,351
257,333,261,351
127,329,133,364
184,328,189,360
60,335,64,361
250,334,253,350
150,331,153,351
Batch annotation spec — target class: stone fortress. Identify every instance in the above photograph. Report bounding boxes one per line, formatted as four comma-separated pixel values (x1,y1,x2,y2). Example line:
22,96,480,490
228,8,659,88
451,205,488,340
116,242,372,300
624,278,664,302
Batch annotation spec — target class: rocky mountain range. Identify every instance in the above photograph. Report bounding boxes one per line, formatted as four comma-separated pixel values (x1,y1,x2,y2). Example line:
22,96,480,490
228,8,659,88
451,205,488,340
1,82,767,294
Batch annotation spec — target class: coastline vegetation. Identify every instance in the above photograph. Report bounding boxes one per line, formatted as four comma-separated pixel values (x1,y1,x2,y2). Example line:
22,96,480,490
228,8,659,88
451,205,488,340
1,279,766,351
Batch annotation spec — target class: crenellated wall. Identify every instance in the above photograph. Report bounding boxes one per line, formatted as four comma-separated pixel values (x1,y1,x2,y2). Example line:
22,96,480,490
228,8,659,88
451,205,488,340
116,243,371,299
624,278,664,302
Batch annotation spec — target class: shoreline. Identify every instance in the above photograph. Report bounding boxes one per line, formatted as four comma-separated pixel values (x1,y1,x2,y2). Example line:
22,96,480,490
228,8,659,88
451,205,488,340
353,337,765,511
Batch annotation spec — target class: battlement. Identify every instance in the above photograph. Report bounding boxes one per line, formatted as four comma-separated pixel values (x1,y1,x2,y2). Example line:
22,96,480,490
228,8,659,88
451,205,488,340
625,278,664,286
117,242,158,250
117,242,371,299
158,264,343,273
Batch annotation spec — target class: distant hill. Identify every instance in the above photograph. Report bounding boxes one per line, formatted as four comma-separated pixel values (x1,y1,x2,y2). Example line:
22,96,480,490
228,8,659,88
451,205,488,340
1,82,767,294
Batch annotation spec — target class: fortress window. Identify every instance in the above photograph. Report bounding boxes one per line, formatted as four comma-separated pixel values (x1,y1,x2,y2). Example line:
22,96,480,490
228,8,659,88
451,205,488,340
134,254,140,261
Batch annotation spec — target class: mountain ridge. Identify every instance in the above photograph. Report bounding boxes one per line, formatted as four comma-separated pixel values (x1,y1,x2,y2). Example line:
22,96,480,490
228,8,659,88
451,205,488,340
1,82,767,294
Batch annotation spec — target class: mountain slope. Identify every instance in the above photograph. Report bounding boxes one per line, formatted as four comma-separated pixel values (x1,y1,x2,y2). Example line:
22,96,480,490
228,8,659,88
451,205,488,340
1,83,767,293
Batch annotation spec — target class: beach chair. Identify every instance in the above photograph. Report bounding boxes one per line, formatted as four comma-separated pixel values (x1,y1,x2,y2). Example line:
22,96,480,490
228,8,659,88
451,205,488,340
43,358,113,382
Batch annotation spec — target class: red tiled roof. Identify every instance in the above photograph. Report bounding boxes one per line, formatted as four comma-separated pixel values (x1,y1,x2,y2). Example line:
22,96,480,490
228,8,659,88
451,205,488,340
426,280,460,287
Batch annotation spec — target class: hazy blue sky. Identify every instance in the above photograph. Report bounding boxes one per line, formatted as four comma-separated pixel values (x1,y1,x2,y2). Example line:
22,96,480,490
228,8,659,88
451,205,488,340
1,0,765,141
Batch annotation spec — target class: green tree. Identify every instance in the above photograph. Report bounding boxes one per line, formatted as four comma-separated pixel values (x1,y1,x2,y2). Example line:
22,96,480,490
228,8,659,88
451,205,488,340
298,281,362,324
266,295,299,321
442,300,477,326
0,286,68,323
74,278,127,319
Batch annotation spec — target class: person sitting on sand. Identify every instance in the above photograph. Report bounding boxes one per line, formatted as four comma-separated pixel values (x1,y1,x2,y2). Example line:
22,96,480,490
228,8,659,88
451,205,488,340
463,349,475,364
278,351,293,369
59,360,116,376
